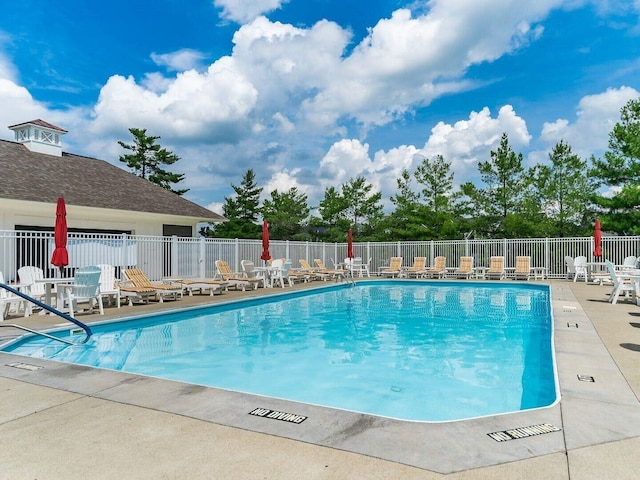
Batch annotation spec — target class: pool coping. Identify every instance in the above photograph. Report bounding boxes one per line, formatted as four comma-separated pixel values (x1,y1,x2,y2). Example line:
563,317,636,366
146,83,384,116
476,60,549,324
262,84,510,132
1,280,640,474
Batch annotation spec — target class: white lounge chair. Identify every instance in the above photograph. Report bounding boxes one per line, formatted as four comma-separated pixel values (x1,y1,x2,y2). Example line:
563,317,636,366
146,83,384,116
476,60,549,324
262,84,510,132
605,260,639,304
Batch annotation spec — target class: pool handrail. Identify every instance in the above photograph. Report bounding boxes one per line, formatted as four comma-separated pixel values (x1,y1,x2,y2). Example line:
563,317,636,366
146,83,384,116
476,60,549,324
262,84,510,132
0,282,92,345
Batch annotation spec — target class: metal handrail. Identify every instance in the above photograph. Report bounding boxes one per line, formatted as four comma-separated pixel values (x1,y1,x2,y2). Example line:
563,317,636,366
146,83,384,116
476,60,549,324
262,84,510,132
0,282,92,345
0,324,76,345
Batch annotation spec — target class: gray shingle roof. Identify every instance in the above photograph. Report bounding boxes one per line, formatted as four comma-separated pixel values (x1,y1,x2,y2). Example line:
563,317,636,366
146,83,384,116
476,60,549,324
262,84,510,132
0,139,225,221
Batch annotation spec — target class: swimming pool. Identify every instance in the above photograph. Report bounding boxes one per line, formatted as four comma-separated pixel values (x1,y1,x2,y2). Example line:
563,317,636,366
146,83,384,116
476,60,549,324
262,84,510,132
2,280,556,421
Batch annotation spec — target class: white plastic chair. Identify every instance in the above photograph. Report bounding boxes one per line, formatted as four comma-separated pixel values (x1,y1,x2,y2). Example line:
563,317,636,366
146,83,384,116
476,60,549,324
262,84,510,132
605,260,638,304
0,271,30,320
241,260,266,288
565,256,576,280
17,266,46,301
96,264,121,308
64,266,104,318
617,256,638,271
573,256,588,282
271,259,295,288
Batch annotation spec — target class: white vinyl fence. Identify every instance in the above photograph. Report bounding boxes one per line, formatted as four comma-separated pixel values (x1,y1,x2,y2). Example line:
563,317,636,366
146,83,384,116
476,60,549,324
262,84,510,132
1,229,638,283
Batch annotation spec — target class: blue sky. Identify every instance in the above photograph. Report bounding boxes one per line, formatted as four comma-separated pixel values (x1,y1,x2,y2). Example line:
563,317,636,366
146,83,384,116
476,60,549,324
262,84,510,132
1,0,639,214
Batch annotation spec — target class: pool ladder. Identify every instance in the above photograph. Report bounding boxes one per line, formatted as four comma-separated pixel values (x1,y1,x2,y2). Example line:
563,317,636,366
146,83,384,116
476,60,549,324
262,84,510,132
344,269,356,286
0,282,93,345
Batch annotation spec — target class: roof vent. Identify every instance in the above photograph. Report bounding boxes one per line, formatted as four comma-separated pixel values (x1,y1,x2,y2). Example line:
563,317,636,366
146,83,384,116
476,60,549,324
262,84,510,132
8,119,67,157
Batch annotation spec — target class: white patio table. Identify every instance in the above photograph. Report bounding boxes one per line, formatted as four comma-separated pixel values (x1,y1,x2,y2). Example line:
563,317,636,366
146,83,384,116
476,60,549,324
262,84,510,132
35,277,74,314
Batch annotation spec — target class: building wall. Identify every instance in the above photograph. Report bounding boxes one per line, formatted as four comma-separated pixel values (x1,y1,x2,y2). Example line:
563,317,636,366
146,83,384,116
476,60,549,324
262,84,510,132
0,199,196,236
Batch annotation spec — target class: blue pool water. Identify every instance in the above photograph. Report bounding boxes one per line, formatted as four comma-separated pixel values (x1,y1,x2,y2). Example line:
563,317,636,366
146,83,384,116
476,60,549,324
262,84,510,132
3,281,556,421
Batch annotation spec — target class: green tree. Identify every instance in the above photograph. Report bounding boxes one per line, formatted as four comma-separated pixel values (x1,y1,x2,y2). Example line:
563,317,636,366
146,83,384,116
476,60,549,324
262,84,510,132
461,133,535,237
118,128,188,195
208,169,262,239
385,168,429,240
261,187,311,240
342,176,384,233
317,177,383,241
591,97,640,234
414,154,463,239
534,140,596,237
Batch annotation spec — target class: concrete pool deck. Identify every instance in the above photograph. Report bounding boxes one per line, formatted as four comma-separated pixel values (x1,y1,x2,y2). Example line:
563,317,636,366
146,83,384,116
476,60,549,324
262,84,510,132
1,279,640,479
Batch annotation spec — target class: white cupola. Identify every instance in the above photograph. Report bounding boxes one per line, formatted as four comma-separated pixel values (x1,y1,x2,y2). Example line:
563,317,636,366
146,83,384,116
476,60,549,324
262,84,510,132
8,119,67,157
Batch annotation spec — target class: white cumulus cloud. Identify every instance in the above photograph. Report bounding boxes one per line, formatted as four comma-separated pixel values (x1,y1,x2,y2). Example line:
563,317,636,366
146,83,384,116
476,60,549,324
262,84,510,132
214,0,289,24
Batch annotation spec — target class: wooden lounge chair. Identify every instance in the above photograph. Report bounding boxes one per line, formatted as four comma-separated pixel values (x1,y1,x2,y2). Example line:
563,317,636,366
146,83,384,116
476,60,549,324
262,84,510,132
215,260,260,291
122,268,183,302
513,256,531,281
380,257,403,278
486,256,505,280
404,257,427,278
299,259,329,281
313,259,346,281
425,256,446,279
454,256,474,279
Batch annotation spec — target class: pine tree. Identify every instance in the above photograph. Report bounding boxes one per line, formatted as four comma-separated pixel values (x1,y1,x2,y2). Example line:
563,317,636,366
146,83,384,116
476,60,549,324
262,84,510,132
118,128,188,195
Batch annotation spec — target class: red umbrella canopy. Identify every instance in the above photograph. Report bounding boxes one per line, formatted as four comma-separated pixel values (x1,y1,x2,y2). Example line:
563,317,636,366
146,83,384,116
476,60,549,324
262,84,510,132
51,197,69,268
260,220,271,261
347,229,354,259
593,219,602,257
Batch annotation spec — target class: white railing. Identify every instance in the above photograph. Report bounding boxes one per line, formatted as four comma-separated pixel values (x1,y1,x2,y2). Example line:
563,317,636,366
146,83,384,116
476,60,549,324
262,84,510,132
1,229,638,282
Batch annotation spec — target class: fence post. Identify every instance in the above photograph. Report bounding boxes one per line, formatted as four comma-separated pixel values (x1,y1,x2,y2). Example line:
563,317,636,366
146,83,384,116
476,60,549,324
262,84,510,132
121,233,129,268
545,237,550,277
234,238,239,272
199,237,206,278
170,235,179,278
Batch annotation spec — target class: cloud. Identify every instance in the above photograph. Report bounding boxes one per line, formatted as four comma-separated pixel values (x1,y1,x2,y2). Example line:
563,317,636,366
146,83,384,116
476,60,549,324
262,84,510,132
214,0,289,24
90,57,259,141
539,86,640,158
150,49,208,72
301,0,563,128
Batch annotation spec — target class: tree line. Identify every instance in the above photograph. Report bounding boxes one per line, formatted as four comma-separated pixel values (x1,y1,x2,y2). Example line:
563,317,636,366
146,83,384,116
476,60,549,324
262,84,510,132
118,99,640,243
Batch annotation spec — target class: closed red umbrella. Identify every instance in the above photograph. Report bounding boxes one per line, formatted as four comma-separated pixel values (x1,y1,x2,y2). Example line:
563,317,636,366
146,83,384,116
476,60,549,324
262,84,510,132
50,197,69,275
260,220,271,262
347,229,354,259
593,219,602,257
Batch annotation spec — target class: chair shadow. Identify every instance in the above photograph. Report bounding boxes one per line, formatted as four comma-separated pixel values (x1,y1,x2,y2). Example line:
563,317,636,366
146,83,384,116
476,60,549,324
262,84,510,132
629,322,640,328
620,343,640,352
